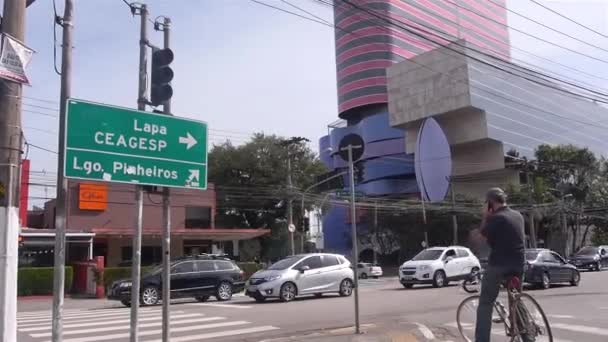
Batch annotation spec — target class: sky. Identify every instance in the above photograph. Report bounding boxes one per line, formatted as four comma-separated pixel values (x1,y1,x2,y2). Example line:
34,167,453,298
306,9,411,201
9,0,608,207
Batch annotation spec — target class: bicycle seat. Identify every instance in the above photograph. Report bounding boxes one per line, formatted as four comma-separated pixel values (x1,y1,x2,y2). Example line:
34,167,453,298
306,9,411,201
505,275,521,290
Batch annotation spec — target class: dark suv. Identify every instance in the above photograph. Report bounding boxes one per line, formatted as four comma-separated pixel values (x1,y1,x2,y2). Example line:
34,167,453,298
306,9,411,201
568,246,608,272
108,255,245,306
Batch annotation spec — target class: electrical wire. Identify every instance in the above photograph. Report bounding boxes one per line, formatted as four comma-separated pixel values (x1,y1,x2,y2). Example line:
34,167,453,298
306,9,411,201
486,0,608,54
528,0,608,39
27,143,58,154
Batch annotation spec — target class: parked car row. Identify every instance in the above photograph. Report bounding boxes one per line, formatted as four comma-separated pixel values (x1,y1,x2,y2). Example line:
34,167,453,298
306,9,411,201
108,245,603,307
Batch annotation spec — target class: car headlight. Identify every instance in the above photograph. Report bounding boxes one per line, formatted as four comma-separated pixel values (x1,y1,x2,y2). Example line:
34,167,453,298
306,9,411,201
263,275,281,282
419,265,430,271
120,282,132,288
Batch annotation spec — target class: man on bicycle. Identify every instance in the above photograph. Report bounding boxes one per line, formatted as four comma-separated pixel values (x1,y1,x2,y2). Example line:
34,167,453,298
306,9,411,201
474,188,525,342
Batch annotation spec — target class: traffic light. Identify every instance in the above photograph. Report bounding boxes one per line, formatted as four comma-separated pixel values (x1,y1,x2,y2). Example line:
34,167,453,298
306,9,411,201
151,47,174,106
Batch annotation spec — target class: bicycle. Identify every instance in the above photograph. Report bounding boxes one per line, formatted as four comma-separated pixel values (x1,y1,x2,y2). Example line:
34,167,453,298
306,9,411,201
456,275,553,342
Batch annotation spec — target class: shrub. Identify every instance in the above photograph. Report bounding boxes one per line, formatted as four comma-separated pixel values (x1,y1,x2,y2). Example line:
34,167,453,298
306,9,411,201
18,267,73,296
237,262,263,279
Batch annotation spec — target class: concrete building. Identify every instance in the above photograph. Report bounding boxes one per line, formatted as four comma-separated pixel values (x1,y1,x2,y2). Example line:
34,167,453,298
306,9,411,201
22,180,269,267
319,0,510,255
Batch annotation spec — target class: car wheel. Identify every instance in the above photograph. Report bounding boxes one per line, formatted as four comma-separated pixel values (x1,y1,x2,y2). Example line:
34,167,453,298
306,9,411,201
279,282,297,302
120,299,131,307
570,271,580,286
314,293,323,298
432,270,446,288
360,273,368,279
339,279,354,297
541,272,550,290
216,282,233,301
195,295,210,302
402,283,414,289
141,286,160,306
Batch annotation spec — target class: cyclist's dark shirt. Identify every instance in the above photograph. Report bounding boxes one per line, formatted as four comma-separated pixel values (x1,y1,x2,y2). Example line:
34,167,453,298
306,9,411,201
481,206,525,270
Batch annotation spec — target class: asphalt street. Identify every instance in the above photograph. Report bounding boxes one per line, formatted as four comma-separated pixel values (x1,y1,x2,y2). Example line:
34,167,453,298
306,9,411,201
16,271,608,341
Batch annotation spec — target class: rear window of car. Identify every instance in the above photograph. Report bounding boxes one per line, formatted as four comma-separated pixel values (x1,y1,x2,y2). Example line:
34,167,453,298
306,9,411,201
197,260,215,271
173,261,195,273
457,249,470,258
412,249,444,261
214,260,235,271
322,256,340,267
525,251,540,261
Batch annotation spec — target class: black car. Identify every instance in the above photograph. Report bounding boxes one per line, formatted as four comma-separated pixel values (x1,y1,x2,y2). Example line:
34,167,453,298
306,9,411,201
524,249,580,289
568,246,608,272
108,255,246,306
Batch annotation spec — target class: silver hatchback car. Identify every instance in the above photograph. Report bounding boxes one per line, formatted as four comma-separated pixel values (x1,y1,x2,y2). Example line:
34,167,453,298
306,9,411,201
245,253,355,302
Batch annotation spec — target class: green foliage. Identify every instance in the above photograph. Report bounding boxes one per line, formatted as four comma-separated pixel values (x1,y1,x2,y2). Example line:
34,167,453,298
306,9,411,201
208,133,326,259
236,262,263,279
18,267,73,296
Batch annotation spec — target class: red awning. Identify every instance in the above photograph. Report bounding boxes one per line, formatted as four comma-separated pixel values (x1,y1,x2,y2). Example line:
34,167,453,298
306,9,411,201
90,227,270,241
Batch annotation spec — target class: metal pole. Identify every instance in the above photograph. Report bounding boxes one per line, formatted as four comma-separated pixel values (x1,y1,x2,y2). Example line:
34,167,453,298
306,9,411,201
421,195,429,247
347,146,361,334
527,172,537,248
130,5,148,342
161,16,172,342
373,202,378,265
450,182,458,245
287,157,295,255
0,164,18,342
52,2,74,341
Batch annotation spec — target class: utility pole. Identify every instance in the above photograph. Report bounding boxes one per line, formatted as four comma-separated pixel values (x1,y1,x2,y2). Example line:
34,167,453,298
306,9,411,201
527,172,537,248
373,202,378,265
159,16,172,342
51,1,74,341
286,156,295,255
421,195,429,248
130,4,148,342
0,0,25,339
450,182,458,245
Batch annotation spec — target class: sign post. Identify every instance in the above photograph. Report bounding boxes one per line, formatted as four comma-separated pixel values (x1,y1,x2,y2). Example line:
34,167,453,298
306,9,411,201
64,99,208,189
338,133,364,335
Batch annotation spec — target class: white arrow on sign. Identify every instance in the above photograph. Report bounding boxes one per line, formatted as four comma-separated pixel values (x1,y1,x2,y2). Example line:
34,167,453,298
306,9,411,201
186,169,200,187
179,132,198,150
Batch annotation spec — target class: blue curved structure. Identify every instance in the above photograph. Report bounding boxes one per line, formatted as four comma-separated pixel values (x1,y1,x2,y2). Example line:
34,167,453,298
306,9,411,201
319,111,417,255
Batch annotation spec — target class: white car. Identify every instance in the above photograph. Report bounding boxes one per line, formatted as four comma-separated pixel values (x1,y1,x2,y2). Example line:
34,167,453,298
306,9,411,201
399,246,480,289
357,263,383,279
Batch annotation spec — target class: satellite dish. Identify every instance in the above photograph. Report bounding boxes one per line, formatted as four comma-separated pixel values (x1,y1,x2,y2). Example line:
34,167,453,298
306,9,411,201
415,118,452,203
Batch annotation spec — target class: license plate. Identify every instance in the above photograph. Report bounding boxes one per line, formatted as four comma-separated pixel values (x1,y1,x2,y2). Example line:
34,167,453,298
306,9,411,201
403,276,413,280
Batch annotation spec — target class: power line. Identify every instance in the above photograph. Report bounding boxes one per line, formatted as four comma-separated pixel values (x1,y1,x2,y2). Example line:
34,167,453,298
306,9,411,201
528,0,608,39
27,143,58,154
250,0,335,27
486,0,608,54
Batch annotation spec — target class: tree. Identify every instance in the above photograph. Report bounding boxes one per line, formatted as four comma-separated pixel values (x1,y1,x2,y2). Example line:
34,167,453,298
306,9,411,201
208,133,326,260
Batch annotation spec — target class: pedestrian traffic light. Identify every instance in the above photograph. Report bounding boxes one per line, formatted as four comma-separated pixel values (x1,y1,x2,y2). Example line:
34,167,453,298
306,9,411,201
150,47,174,106
303,217,310,232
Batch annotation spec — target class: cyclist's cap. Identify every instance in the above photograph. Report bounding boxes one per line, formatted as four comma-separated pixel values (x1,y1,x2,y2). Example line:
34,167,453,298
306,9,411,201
486,187,507,203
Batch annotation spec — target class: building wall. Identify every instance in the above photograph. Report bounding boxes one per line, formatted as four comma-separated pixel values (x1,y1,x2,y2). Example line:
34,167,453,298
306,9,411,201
42,180,216,231
335,0,509,118
105,236,184,267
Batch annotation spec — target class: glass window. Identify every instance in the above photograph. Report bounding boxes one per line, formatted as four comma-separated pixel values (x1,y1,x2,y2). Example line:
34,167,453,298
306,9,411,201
323,256,340,267
173,261,195,274
551,252,565,264
196,260,215,271
541,252,559,263
576,246,598,256
185,206,212,228
214,260,234,271
299,256,323,270
412,249,444,261
444,249,457,259
525,251,540,261
457,249,470,258
267,256,305,270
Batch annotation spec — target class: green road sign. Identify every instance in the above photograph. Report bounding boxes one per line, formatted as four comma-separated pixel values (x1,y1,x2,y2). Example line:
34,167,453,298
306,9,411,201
64,99,208,189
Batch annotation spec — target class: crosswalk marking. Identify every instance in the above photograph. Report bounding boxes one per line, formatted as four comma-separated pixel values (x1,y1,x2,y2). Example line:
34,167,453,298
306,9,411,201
18,309,162,325
146,326,281,342
551,323,608,336
19,313,202,332
186,302,253,309
17,307,155,319
29,317,225,338
47,321,251,342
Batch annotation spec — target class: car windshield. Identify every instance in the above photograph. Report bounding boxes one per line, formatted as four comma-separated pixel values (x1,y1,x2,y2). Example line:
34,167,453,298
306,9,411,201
576,247,598,256
526,251,540,261
412,249,444,261
267,256,305,270
145,264,163,275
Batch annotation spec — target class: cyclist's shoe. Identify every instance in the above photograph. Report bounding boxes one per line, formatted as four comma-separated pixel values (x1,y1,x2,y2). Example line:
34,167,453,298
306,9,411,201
492,317,505,324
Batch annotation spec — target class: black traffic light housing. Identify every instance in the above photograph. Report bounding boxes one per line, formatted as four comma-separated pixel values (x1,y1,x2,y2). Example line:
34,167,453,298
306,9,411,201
151,47,174,106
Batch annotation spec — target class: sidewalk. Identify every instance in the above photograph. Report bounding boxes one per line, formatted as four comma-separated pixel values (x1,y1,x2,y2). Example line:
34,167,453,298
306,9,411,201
258,321,459,342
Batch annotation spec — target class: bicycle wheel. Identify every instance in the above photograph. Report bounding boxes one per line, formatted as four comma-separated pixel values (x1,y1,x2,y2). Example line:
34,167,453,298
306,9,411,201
513,293,553,342
457,296,510,342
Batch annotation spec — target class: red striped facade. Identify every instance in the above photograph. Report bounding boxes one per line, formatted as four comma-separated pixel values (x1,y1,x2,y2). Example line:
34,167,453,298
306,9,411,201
334,0,510,117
